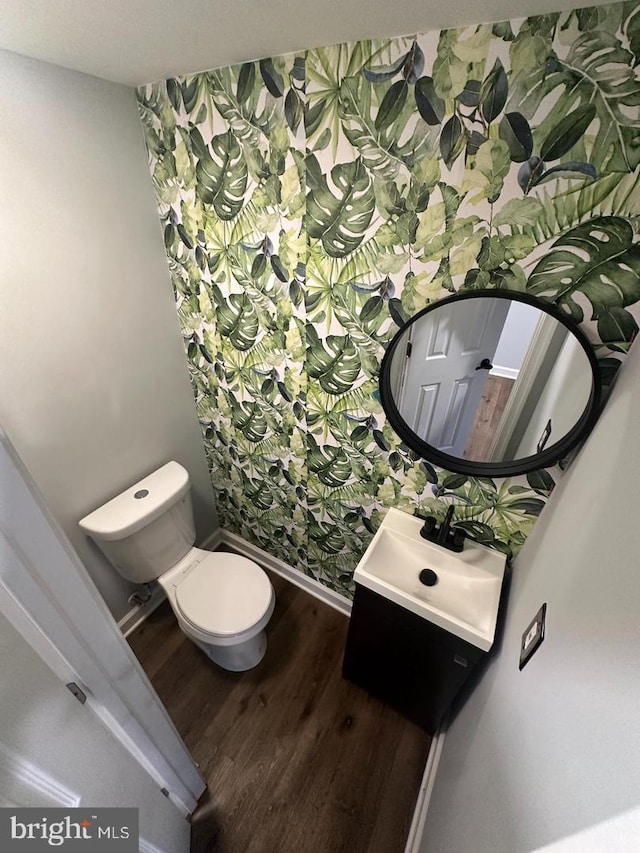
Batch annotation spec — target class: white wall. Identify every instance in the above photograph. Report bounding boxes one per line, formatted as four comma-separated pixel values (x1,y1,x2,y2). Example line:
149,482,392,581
516,334,593,457
0,49,217,620
421,338,640,852
492,301,540,377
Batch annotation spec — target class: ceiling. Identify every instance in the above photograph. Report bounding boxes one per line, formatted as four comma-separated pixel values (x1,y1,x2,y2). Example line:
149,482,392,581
0,0,592,87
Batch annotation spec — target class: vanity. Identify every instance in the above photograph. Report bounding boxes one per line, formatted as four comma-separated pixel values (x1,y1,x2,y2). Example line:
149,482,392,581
342,289,603,733
343,509,507,733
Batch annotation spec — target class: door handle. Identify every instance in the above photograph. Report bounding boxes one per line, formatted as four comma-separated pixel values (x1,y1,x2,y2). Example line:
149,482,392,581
475,358,493,371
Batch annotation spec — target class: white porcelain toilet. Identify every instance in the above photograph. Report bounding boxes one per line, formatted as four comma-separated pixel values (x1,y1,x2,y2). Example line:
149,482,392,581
79,461,275,671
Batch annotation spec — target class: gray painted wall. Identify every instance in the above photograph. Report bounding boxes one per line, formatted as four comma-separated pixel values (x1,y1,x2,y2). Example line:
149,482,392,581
420,341,640,851
0,49,217,620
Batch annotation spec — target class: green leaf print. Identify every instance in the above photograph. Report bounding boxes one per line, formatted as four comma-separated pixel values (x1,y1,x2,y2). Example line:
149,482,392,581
539,105,596,162
338,77,410,180
138,6,640,600
414,76,445,125
230,401,269,443
206,70,263,149
440,115,466,169
528,32,640,171
596,307,639,352
374,80,408,131
479,59,508,123
166,78,182,111
306,157,375,257
180,75,206,114
216,293,260,350
527,217,640,324
433,26,491,99
306,333,361,395
499,112,533,162
307,437,354,487
236,62,256,102
259,58,285,97
195,130,248,220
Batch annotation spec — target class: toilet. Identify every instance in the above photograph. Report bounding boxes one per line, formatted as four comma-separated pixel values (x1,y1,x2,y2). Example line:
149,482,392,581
79,461,275,671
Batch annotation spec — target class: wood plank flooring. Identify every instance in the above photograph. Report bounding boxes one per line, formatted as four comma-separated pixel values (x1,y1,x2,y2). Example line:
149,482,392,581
464,375,515,461
128,572,431,853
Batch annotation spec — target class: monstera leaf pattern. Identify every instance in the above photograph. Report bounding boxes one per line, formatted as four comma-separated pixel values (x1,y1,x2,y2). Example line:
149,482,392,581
195,132,248,219
527,217,640,350
306,157,376,257
138,2,640,598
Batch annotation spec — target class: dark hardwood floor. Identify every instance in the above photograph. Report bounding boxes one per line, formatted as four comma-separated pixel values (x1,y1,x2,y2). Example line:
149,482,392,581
128,572,431,853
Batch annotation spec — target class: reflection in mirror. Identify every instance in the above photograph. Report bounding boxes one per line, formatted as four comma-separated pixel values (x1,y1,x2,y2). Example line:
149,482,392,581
381,291,601,477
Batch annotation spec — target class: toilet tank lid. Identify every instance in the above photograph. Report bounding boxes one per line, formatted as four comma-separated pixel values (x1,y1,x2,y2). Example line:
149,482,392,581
79,461,190,542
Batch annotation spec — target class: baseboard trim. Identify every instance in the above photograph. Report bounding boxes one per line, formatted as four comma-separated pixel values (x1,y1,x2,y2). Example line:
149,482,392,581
118,586,167,638
219,531,352,617
404,723,447,853
0,741,80,808
139,838,166,853
491,365,519,381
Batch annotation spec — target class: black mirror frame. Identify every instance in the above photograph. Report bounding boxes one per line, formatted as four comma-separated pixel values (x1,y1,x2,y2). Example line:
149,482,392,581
379,289,602,478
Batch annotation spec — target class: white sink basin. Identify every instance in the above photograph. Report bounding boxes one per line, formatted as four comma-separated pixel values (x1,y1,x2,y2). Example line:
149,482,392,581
354,509,507,651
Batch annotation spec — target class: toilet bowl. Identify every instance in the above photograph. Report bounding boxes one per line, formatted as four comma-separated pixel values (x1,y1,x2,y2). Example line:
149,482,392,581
159,547,275,671
79,461,275,671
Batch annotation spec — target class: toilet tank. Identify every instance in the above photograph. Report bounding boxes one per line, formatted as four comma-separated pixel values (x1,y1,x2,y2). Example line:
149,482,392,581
79,461,196,584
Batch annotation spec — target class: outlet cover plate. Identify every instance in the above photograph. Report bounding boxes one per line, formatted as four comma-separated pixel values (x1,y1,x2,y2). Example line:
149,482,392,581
519,603,547,670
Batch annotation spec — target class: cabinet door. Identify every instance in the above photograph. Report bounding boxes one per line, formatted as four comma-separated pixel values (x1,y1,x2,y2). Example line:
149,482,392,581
343,586,482,732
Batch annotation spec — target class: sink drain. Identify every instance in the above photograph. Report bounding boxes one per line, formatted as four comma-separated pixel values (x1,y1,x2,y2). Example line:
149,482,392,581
419,568,438,587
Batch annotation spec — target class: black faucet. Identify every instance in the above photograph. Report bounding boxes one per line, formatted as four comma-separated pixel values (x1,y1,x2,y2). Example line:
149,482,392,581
417,506,466,553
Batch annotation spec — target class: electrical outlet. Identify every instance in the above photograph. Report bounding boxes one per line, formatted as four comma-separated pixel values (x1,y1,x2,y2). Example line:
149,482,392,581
519,603,547,670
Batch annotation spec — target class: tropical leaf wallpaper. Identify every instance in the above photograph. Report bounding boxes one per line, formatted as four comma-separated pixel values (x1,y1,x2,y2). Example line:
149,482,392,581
137,1,640,598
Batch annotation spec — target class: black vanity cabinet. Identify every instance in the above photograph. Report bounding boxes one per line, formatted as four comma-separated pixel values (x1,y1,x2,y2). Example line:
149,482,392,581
343,585,485,733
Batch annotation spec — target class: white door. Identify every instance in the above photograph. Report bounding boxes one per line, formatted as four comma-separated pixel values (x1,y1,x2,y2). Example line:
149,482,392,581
0,428,204,851
399,299,510,455
0,601,189,853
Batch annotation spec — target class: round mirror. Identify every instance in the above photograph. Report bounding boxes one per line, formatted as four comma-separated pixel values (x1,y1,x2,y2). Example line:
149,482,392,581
379,290,602,477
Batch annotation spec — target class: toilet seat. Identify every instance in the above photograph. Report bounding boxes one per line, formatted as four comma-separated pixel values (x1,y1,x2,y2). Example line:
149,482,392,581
174,552,273,638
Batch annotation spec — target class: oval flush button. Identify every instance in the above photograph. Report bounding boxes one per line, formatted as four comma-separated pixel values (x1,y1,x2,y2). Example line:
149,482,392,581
134,489,149,499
